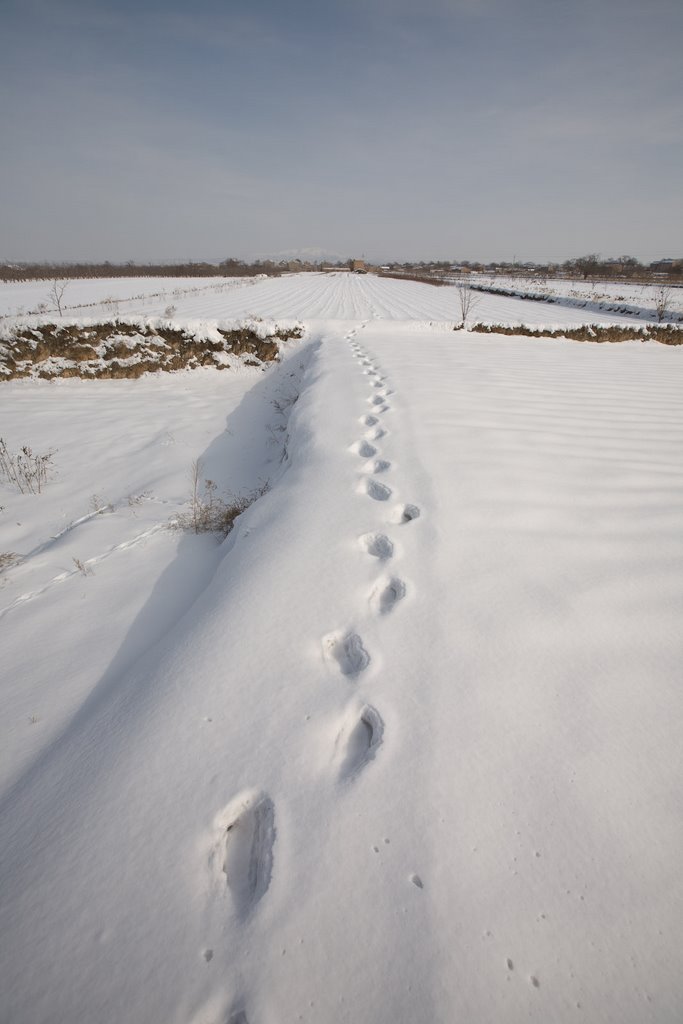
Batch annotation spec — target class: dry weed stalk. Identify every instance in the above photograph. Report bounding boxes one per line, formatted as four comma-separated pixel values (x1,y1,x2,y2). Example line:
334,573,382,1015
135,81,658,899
0,438,55,494
72,557,94,576
653,285,672,322
176,459,268,537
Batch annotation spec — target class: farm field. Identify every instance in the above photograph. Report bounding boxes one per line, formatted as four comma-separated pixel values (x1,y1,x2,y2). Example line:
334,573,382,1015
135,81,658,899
1,273,682,1024
0,270,658,326
475,274,683,322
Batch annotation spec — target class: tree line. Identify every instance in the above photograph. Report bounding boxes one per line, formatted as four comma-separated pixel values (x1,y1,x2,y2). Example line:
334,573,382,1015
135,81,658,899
0,259,284,283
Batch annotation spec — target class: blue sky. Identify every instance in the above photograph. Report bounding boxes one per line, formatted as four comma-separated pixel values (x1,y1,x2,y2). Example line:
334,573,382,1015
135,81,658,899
2,0,681,262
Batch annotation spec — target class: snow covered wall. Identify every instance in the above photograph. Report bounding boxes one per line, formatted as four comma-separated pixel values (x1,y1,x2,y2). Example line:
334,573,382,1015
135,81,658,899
0,317,303,379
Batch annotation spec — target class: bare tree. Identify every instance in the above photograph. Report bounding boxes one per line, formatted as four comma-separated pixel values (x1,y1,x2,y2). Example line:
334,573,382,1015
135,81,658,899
456,277,479,329
653,285,672,322
48,279,68,317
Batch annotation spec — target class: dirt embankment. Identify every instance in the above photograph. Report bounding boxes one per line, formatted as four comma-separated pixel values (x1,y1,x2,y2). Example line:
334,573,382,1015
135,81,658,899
468,323,683,345
0,320,303,380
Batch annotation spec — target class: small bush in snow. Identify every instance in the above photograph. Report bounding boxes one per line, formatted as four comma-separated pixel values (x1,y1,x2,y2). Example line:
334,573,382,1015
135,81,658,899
0,552,21,573
653,285,672,322
48,279,68,317
175,459,268,537
0,438,55,494
455,277,479,329
164,304,177,319
90,494,113,515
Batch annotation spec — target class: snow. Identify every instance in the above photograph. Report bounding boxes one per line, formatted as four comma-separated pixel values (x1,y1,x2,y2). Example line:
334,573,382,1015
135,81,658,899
0,276,263,321
1,274,682,1023
1,270,657,326
474,274,683,322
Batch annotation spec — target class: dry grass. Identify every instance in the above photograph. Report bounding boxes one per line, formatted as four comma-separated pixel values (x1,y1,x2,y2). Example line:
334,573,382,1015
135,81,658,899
173,459,269,537
0,438,55,493
0,552,22,573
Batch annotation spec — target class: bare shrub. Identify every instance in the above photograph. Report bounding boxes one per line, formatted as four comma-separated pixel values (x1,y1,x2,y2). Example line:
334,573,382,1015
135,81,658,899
164,304,177,318
90,494,113,514
0,438,55,494
455,277,479,328
48,279,69,317
72,557,94,576
653,285,673,322
0,552,21,573
175,459,268,536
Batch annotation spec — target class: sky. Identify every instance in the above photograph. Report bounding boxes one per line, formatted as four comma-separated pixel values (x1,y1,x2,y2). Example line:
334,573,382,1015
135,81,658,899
1,0,681,263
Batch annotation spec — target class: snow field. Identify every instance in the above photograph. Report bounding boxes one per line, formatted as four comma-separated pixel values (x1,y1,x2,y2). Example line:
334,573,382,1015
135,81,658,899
1,271,655,327
1,273,682,1023
0,275,261,321
477,274,683,320
0,350,306,791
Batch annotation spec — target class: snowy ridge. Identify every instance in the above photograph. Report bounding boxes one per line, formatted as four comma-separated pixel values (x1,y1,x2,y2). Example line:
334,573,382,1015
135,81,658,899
0,313,293,342
0,315,303,379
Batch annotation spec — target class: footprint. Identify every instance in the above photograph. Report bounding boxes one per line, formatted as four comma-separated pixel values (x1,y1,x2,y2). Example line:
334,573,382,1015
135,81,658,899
395,503,420,523
370,395,385,406
366,426,387,441
361,414,378,426
366,459,391,474
324,632,370,677
360,533,394,560
373,577,406,615
372,380,384,388
351,440,377,458
365,479,392,502
214,792,275,920
337,704,384,780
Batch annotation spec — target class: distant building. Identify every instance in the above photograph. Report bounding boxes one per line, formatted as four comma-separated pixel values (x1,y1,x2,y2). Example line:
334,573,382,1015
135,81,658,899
351,259,366,272
650,259,679,270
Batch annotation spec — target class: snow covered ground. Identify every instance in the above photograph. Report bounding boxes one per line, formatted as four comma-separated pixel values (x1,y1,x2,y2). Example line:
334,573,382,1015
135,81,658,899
1,274,682,1023
0,276,263,321
1,270,655,326
475,274,683,322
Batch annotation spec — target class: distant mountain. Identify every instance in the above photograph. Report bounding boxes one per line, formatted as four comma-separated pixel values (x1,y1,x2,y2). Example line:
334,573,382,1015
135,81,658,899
250,247,350,264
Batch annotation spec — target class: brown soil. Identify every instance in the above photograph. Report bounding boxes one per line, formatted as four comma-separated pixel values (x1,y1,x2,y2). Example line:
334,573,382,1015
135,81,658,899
0,321,303,380
467,323,683,345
